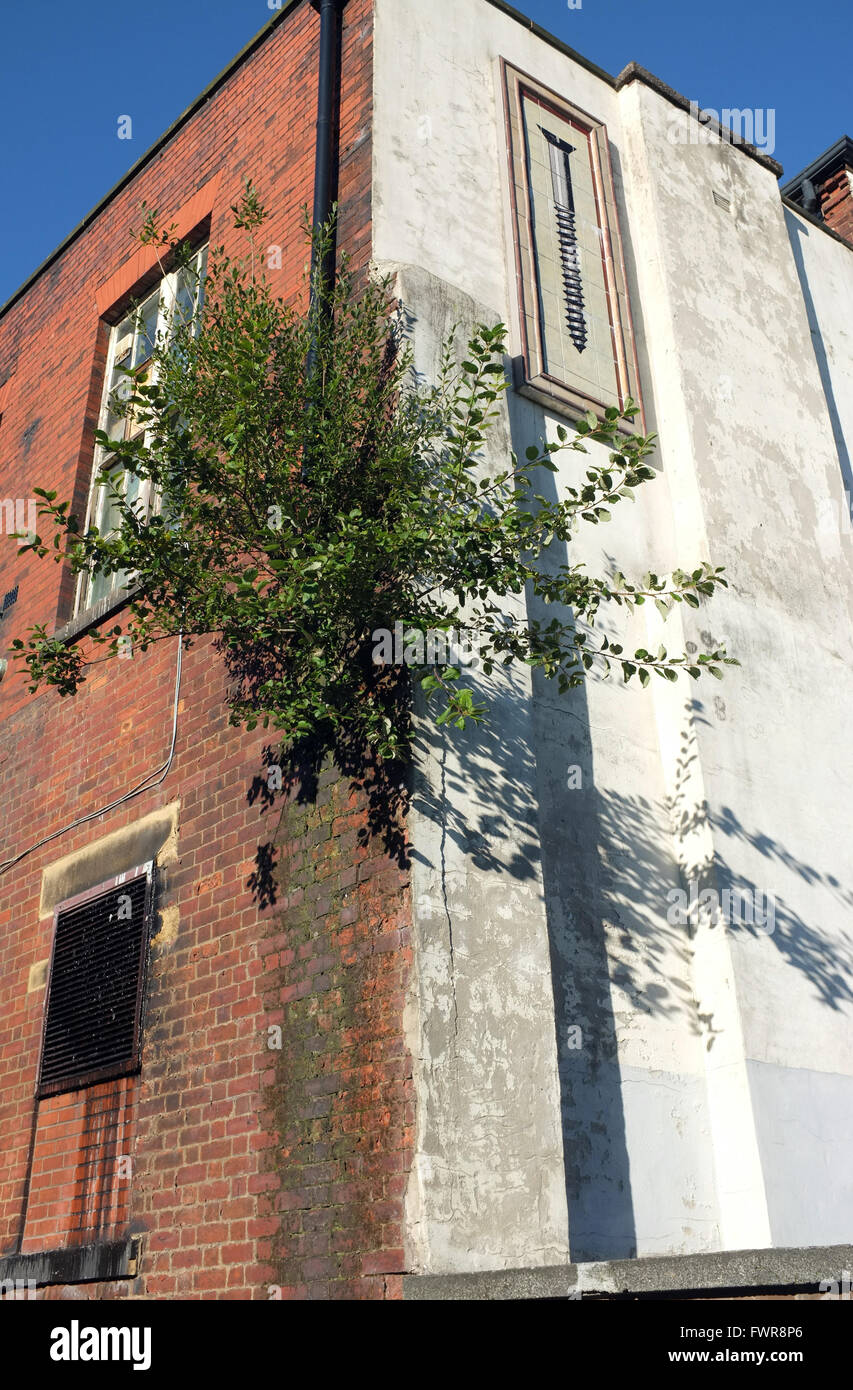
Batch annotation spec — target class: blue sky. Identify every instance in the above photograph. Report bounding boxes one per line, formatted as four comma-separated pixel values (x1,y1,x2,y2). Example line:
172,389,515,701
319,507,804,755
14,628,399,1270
1,0,849,307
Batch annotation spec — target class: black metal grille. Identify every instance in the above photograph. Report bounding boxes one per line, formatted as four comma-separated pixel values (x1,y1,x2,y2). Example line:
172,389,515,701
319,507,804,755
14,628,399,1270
542,128,589,354
38,870,152,1097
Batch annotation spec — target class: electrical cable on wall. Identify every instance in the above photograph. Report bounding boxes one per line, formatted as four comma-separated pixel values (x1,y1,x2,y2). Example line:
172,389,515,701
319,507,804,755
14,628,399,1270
0,631,183,876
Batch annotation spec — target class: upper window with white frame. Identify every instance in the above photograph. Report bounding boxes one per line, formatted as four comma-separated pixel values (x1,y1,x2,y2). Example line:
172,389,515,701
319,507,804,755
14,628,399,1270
76,245,207,616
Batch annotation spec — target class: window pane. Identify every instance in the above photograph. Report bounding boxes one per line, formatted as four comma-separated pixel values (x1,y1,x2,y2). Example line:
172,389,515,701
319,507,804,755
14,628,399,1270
86,463,129,609
86,554,128,608
104,370,131,441
173,268,195,328
173,246,208,333
127,380,151,439
132,289,161,367
87,565,118,607
94,463,125,535
112,320,134,365
124,470,147,519
196,246,208,319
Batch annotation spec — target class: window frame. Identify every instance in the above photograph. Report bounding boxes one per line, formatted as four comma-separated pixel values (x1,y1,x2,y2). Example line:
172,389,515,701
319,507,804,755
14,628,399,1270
74,245,208,618
35,862,155,1099
500,60,643,430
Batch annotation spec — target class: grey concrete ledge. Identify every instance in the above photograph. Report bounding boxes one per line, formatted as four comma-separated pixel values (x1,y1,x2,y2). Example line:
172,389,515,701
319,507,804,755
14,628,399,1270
403,1244,853,1300
54,583,140,647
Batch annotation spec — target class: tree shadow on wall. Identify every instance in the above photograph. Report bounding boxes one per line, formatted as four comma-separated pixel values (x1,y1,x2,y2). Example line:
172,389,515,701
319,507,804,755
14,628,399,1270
513,392,638,1262
786,216,853,506
669,702,853,1016
401,384,640,1262
413,635,853,1263
505,392,853,1262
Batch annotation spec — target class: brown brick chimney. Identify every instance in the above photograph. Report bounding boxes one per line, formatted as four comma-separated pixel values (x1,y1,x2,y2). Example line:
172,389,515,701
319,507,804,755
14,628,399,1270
783,136,853,244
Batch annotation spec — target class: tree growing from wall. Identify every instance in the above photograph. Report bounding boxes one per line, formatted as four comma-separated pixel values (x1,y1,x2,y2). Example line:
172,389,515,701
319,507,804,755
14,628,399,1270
12,183,735,761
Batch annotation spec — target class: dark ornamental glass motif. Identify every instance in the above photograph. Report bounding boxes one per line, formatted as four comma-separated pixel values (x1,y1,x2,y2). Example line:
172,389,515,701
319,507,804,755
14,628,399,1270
541,128,588,354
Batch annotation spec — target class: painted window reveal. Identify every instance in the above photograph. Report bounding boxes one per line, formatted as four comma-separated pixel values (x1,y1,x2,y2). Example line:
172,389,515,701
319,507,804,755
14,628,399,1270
502,63,641,425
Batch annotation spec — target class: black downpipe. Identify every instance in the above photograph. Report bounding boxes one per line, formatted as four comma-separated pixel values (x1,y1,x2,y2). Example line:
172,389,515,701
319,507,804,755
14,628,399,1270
303,0,345,482
311,0,343,296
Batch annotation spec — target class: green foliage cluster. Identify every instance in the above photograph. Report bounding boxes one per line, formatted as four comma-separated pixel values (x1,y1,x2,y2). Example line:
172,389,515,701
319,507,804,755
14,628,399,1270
13,183,735,758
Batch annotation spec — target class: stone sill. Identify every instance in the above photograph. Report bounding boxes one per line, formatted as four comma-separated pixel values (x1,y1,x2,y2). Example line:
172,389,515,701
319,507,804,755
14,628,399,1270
54,585,138,646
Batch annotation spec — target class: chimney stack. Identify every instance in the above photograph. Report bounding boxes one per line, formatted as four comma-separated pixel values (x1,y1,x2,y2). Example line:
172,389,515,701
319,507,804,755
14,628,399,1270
783,135,853,244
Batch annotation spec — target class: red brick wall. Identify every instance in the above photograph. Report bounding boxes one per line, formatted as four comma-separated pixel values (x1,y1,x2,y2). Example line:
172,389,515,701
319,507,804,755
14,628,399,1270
22,1079,136,1254
256,775,412,1300
0,0,414,1301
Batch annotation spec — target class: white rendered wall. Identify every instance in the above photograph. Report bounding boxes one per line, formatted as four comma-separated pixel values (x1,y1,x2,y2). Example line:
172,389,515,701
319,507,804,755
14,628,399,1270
373,0,853,1269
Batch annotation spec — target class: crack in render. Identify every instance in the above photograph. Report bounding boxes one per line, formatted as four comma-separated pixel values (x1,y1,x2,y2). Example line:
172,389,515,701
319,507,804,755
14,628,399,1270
438,734,460,1045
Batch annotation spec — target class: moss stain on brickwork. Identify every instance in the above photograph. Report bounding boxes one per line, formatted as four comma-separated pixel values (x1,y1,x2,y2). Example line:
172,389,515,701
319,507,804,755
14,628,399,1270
259,765,412,1299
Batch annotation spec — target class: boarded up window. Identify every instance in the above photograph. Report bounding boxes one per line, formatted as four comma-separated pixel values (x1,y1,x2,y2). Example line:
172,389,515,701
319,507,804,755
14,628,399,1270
37,865,153,1098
